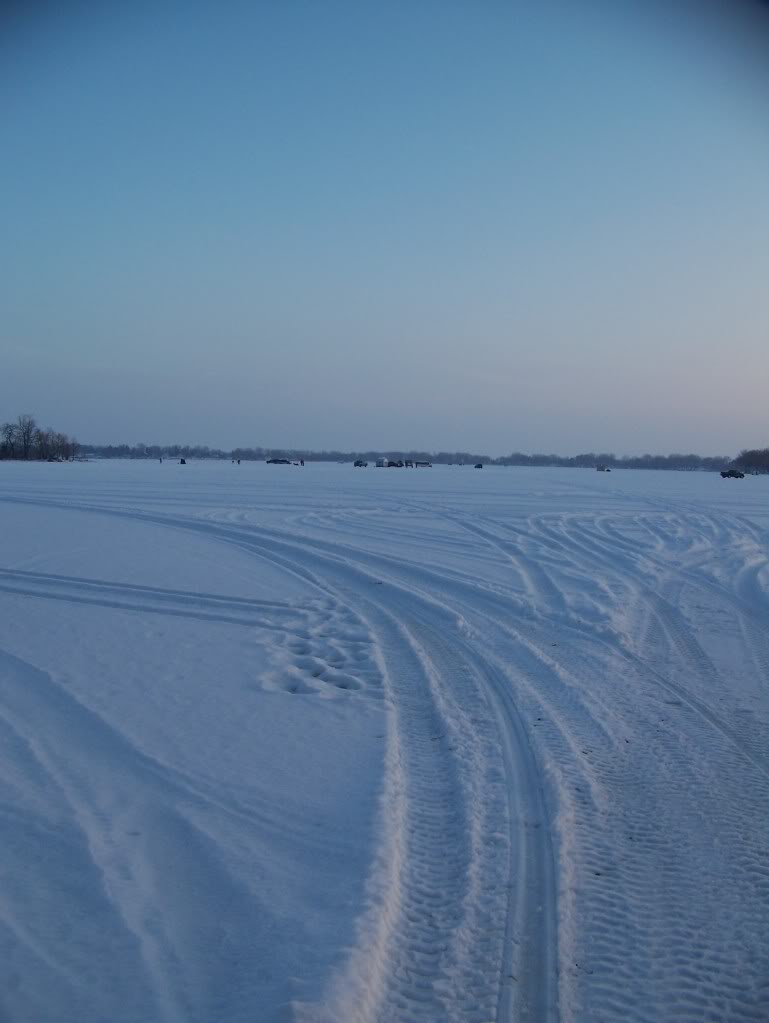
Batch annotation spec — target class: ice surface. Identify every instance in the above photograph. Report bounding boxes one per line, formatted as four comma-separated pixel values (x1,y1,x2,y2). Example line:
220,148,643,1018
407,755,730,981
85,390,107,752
0,460,767,1022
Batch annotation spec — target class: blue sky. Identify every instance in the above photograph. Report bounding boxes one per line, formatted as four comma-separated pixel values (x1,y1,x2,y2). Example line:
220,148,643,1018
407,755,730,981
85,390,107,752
2,0,767,454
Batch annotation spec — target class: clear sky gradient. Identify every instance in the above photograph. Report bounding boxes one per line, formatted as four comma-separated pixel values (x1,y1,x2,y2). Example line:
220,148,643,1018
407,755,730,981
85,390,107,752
2,0,768,455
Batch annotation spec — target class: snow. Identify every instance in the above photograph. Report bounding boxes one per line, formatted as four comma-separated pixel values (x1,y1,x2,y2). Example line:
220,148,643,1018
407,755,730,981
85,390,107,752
0,460,767,1022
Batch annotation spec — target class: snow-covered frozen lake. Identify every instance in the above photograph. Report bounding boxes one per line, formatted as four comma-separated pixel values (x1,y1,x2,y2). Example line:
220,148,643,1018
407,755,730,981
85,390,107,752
0,460,767,1023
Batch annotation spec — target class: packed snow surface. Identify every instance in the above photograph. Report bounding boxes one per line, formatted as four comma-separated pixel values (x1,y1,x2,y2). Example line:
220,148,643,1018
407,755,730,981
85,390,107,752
0,461,767,1023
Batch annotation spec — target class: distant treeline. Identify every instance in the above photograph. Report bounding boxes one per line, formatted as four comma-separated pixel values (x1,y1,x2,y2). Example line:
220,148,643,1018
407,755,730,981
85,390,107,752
732,448,769,473
497,451,730,470
1,414,78,461
76,442,769,471
4,419,766,472
81,443,228,460
231,447,496,465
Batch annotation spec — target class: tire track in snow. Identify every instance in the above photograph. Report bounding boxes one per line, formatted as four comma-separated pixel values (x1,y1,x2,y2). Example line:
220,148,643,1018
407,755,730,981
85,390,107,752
2,496,559,1021
190,522,560,1023
411,503,769,1021
4,488,769,1020
628,597,769,779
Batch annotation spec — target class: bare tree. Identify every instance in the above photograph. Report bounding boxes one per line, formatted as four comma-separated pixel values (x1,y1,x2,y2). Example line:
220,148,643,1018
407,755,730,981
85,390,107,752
34,428,50,460
53,432,68,460
16,414,36,460
1,422,17,459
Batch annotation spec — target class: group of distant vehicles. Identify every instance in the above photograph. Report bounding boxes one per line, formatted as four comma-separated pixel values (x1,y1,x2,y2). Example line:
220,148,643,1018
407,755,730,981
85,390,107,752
258,459,750,477
353,459,487,468
255,458,748,476
357,458,433,468
39,455,757,478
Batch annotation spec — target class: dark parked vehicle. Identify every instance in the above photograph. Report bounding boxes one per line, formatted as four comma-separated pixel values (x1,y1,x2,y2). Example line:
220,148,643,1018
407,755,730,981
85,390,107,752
721,469,745,479
354,459,368,467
